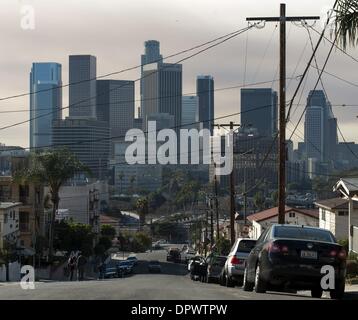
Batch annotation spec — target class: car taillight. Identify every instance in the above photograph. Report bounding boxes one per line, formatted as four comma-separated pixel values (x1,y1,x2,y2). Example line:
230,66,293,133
231,256,243,265
338,249,347,260
329,250,337,257
329,249,346,260
266,242,289,254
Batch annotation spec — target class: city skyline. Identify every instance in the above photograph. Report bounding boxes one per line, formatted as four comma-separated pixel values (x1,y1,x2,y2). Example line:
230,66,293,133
0,0,357,149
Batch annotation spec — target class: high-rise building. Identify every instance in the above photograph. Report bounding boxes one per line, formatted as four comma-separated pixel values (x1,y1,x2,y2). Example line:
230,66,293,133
182,96,199,130
69,55,97,118
141,40,163,69
304,90,337,163
141,62,182,131
30,63,62,149
96,80,135,138
52,117,109,179
240,88,277,137
196,76,214,135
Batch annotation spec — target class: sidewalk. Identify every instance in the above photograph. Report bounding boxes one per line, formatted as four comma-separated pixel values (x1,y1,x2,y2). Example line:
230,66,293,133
346,283,358,292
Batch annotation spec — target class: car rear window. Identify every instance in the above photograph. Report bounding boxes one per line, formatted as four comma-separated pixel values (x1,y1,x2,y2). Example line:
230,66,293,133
274,226,334,242
237,240,257,253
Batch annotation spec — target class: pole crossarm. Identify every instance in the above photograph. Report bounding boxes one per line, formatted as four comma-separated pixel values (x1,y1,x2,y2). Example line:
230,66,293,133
246,16,320,22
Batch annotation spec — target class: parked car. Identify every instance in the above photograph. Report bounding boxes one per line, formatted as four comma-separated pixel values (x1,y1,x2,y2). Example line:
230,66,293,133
118,260,134,274
243,224,347,299
167,248,181,263
126,256,138,266
206,255,227,283
220,238,257,287
102,260,123,278
148,260,162,273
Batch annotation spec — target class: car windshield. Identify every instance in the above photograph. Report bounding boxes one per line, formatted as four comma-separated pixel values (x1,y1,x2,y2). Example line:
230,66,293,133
127,257,136,260
237,240,257,253
274,226,335,243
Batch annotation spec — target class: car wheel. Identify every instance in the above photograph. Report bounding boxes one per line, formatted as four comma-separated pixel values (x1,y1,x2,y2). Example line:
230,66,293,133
225,271,235,288
330,281,345,300
219,274,225,286
311,287,323,299
254,264,266,293
243,267,254,292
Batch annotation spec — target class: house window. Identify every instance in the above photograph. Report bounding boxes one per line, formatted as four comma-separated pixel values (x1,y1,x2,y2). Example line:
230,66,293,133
4,213,8,223
289,212,295,218
322,211,326,221
338,211,348,216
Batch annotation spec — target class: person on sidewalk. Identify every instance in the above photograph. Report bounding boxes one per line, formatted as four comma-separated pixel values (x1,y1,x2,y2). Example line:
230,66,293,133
67,251,77,281
76,252,87,281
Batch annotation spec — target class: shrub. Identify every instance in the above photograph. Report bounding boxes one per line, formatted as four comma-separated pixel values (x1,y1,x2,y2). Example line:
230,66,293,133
346,260,358,276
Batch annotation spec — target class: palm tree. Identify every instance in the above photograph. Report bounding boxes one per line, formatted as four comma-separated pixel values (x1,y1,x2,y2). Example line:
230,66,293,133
15,148,89,259
129,175,136,194
118,171,124,194
334,0,358,49
136,197,148,230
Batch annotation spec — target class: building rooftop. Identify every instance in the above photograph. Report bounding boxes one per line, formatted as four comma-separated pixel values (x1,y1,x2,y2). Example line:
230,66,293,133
315,197,358,211
0,202,21,210
247,206,319,223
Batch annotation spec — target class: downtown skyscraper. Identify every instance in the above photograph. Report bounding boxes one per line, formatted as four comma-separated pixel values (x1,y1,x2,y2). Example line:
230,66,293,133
240,88,277,137
140,41,182,131
30,62,62,149
196,76,214,135
69,55,97,118
304,90,337,163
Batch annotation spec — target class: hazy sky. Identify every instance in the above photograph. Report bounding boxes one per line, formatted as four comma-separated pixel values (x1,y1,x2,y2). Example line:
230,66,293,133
0,0,357,148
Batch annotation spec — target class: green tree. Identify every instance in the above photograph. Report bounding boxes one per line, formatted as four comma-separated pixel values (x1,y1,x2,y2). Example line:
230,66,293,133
15,148,89,258
271,190,279,206
334,0,358,50
253,191,265,212
101,224,116,240
54,221,95,257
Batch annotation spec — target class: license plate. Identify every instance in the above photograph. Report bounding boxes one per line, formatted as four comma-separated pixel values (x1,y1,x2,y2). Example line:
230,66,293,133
300,250,317,259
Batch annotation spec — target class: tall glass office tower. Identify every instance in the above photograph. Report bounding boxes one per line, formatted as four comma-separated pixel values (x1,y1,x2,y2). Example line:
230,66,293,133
29,62,62,149
196,76,214,135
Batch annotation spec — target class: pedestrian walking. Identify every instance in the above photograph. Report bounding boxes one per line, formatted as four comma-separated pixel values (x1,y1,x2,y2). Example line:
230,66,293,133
67,251,77,281
76,252,87,281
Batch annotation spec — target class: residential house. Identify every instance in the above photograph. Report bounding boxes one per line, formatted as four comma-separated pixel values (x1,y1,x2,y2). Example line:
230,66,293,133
0,202,21,251
315,197,358,241
334,178,358,253
247,206,319,240
0,176,44,252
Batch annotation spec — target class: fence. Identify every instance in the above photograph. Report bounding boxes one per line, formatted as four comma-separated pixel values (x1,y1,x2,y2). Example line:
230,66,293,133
353,226,358,253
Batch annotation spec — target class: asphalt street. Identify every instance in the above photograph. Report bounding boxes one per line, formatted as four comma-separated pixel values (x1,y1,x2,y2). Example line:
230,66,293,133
0,246,357,300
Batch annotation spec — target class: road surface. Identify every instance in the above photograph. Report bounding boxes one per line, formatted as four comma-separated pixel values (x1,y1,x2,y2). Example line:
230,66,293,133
0,245,357,300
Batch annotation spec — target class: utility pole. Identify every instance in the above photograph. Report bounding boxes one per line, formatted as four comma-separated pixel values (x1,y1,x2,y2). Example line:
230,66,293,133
214,170,220,242
210,197,214,249
247,4,319,224
212,121,240,246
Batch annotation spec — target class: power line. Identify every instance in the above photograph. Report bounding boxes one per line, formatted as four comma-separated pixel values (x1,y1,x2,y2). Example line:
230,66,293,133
0,25,254,132
0,27,252,102
0,78,293,115
288,27,339,141
2,98,285,153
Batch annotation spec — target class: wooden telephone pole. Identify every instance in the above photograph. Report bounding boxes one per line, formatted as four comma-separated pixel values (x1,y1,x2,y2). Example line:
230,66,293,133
247,4,319,224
